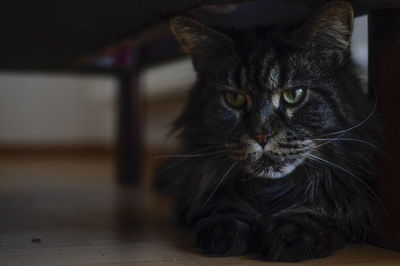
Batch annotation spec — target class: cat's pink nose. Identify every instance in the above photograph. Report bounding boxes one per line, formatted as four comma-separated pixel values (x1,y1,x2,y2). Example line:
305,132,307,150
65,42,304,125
255,134,269,147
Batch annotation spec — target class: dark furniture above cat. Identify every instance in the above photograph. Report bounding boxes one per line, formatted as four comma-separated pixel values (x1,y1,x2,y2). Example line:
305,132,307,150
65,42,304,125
1,0,399,70
1,0,399,253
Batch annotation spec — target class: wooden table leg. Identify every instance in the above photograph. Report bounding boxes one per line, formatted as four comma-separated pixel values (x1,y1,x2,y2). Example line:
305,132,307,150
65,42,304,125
368,8,400,250
117,69,142,185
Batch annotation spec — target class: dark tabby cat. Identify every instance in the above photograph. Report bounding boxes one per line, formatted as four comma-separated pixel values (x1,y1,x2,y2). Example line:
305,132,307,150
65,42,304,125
156,1,381,262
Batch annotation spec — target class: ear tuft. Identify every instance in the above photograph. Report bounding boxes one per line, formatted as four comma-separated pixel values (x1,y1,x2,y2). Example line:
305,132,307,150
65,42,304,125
293,1,354,63
169,16,233,55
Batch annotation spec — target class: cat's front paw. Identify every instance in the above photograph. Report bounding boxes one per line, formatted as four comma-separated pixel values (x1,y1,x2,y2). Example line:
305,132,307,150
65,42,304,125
197,217,255,256
258,213,344,262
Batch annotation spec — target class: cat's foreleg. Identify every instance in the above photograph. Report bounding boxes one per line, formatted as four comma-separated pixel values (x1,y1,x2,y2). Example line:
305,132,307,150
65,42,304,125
257,210,344,262
195,200,260,256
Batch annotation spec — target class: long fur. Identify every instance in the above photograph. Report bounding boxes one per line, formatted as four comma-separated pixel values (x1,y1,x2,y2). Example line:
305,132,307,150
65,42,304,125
155,1,382,262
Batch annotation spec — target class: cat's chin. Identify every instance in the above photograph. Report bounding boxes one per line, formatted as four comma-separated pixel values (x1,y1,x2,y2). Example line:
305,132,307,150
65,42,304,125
250,158,304,179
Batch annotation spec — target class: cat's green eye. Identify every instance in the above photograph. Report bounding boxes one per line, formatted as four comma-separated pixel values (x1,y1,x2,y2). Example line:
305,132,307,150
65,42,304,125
223,92,246,109
282,88,306,105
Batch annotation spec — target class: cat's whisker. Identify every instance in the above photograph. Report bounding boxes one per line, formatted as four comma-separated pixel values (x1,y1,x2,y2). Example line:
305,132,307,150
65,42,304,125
198,154,231,169
304,154,358,178
334,154,369,172
323,84,378,137
241,163,265,182
302,153,385,210
299,159,319,171
313,137,379,150
157,151,227,174
198,162,236,212
155,150,225,159
157,145,222,156
193,141,226,146
156,145,226,174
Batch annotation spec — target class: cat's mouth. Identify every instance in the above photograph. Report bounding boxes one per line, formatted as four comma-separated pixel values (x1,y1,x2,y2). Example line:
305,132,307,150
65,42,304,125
225,136,312,179
250,155,305,179
226,147,304,179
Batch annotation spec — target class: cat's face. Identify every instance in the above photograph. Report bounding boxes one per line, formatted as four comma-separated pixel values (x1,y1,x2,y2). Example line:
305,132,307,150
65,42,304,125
170,3,355,179
200,47,342,178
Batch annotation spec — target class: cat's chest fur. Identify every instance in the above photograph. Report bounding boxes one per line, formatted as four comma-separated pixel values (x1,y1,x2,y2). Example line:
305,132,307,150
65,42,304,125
207,164,351,217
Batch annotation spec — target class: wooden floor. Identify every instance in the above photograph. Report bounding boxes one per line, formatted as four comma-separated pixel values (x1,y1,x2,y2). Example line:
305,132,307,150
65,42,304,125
1,154,400,266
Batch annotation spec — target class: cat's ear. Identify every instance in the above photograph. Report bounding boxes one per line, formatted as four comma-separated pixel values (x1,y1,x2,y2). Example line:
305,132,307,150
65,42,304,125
169,16,233,56
293,1,354,64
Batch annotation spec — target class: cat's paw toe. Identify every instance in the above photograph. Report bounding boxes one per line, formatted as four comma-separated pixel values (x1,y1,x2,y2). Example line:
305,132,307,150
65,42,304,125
197,218,253,256
257,214,344,261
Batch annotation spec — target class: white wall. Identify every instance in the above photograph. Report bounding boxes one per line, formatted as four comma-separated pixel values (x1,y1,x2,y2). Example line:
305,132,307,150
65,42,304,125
139,58,195,99
0,73,117,145
352,15,368,79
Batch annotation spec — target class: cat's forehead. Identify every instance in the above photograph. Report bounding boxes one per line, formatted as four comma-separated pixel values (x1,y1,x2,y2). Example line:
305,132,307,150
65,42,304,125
232,54,290,93
231,43,319,94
